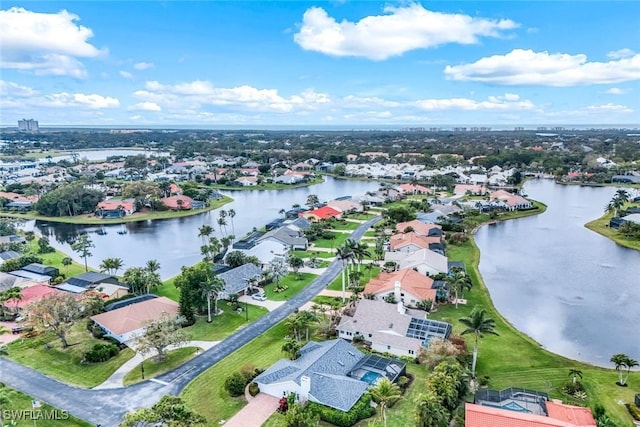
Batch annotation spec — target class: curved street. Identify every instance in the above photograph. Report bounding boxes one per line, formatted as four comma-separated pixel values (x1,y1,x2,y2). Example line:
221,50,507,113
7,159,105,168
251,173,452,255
0,216,380,426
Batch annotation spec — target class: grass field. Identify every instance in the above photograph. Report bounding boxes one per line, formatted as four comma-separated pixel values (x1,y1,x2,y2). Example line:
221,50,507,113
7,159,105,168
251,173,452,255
585,211,640,251
326,266,381,292
331,220,362,231
208,176,324,191
0,385,92,427
290,249,335,259
155,277,179,301
6,322,135,388
0,196,232,225
123,347,199,386
263,272,318,301
26,239,88,278
180,323,289,424
311,232,350,249
185,305,269,341
430,239,636,425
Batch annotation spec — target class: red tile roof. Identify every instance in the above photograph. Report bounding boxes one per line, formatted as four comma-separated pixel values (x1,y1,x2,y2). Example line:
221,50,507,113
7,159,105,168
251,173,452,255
0,192,39,203
97,200,135,212
90,296,179,336
301,206,342,220
364,268,435,301
169,183,182,194
465,403,596,427
397,183,430,193
546,401,596,426
395,220,442,236
389,232,441,251
162,195,193,210
4,285,62,309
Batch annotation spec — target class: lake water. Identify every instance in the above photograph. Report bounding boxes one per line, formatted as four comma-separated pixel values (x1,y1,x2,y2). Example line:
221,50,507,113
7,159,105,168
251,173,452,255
475,179,640,366
28,176,381,278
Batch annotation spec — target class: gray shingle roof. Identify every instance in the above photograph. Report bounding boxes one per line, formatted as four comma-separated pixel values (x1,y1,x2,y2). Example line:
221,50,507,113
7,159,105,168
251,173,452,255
67,272,117,288
258,226,308,248
217,263,262,295
0,251,21,261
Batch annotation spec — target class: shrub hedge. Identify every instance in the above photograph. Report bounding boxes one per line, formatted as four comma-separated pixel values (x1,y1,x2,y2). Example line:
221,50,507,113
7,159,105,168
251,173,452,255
84,342,120,363
307,393,375,427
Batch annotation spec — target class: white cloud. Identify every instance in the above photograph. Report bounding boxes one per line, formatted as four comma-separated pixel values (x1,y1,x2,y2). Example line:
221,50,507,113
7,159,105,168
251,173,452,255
119,70,134,79
293,4,518,60
603,87,631,95
415,93,535,111
133,62,154,70
444,49,640,86
0,80,38,97
47,93,120,109
607,48,636,59
0,7,105,78
584,103,633,113
128,102,161,112
1,81,119,110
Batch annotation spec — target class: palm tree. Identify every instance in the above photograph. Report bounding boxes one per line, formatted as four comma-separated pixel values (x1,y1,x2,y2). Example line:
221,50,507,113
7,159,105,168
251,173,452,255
198,224,213,245
352,241,371,272
279,208,286,218
282,337,301,360
446,269,472,308
217,217,227,237
615,189,629,204
374,236,386,261
200,275,225,322
414,390,449,427
62,257,73,276
146,259,161,275
297,310,317,341
208,237,222,261
568,368,583,385
370,378,402,427
335,243,354,302
459,306,499,377
99,257,124,275
611,353,639,386
228,209,236,237
288,256,305,279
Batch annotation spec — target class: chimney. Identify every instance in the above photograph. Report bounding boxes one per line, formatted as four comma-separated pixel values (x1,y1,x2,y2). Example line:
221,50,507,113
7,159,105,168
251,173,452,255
300,375,311,402
397,301,405,315
394,280,401,302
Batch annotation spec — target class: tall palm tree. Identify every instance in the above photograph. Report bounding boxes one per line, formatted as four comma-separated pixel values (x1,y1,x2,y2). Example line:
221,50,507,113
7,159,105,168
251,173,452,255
352,241,371,272
228,209,236,237
446,269,473,308
615,189,629,204
370,378,402,427
611,353,639,386
99,257,124,275
335,243,354,302
459,306,499,377
198,224,213,245
200,274,225,322
414,390,449,427
217,217,227,237
208,237,222,261
568,368,583,385
62,257,73,276
279,208,286,218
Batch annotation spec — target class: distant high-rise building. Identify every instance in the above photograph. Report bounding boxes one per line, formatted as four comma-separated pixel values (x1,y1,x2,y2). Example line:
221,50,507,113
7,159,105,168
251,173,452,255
18,119,39,132
514,127,525,131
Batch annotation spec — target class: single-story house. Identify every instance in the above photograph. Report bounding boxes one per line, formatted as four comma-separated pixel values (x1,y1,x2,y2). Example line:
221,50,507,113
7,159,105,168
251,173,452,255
397,183,430,195
300,206,342,221
453,184,487,196
95,199,137,218
9,270,53,285
327,199,363,213
384,248,449,276
254,339,406,412
394,220,443,238
338,299,452,357
238,241,289,269
95,282,130,300
217,263,263,300
90,296,180,343
0,251,22,264
66,272,119,289
0,272,36,292
620,213,640,226
22,263,59,278
389,232,442,253
162,195,194,210
284,217,311,232
0,235,26,245
364,268,436,307
273,175,303,185
2,284,63,312
258,226,308,250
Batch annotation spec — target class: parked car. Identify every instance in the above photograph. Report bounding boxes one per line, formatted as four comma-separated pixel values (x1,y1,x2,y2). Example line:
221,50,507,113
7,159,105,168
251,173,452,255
12,325,33,335
251,293,267,301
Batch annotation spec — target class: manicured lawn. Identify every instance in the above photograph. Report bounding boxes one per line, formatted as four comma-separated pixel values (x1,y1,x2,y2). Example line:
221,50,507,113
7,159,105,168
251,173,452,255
331,220,361,231
311,295,346,308
181,323,289,424
343,212,378,220
156,277,179,301
184,304,269,341
430,238,636,425
26,240,88,278
290,250,335,259
585,211,640,251
207,176,324,191
311,232,350,249
6,322,135,388
326,266,381,291
0,385,92,427
0,196,232,225
123,347,199,386
263,273,318,301
364,230,380,237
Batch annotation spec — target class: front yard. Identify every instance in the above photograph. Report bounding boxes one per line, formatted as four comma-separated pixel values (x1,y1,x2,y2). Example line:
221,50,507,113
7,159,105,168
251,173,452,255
185,304,269,341
311,232,350,249
5,322,135,388
263,273,318,301
123,347,200,386
326,266,381,292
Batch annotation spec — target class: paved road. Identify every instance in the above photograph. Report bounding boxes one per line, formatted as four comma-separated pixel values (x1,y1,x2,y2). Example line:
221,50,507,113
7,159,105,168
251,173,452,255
0,217,380,426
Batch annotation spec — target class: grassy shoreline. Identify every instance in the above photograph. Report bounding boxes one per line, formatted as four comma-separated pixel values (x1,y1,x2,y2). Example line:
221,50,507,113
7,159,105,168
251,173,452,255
208,176,324,191
0,196,232,225
585,212,640,251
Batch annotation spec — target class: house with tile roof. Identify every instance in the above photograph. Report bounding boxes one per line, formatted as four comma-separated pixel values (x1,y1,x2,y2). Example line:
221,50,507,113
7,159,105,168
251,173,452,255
338,299,452,357
254,339,406,412
384,248,449,277
389,232,442,253
465,402,596,427
394,220,443,238
364,268,436,307
396,183,431,195
90,296,180,343
96,199,137,218
3,284,63,311
300,206,342,221
162,195,194,210
453,184,487,196
234,176,258,186
216,263,263,299
327,199,363,213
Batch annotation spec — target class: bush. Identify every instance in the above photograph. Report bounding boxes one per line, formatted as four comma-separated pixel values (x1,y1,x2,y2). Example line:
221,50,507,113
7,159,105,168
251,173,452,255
627,403,640,421
563,380,585,396
248,382,260,397
224,372,249,397
308,394,375,427
84,342,119,363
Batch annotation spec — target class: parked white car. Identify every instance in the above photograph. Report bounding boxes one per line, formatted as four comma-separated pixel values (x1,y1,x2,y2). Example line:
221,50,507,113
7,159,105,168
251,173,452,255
251,293,267,301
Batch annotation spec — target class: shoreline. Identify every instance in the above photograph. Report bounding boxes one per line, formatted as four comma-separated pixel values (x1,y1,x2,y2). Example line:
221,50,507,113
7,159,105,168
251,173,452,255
584,212,640,252
207,176,324,191
0,195,233,225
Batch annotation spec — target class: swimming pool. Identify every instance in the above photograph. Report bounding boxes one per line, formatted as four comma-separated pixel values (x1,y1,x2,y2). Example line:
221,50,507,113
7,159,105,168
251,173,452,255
360,371,383,385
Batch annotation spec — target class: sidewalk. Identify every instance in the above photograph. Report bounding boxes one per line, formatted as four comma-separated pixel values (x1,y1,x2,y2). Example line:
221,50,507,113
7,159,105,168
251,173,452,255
93,340,218,389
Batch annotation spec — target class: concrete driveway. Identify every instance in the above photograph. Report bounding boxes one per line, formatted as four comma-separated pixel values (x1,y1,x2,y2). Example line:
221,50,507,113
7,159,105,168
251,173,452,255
223,393,280,427
0,217,380,426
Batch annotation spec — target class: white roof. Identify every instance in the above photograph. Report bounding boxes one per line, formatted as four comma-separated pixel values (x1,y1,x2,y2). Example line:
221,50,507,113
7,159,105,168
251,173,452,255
623,213,640,224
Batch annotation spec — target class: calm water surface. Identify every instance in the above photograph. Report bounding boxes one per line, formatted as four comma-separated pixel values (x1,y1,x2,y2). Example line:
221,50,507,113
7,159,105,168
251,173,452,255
475,179,640,366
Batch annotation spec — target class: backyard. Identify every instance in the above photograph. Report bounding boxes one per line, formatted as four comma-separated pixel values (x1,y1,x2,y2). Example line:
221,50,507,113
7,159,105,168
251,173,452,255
123,347,200,386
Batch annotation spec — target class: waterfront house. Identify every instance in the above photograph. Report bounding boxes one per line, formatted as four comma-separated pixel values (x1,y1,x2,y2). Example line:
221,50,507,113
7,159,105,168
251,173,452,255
363,269,436,308
235,176,258,186
397,183,430,195
254,339,406,411
66,272,120,289
162,195,194,210
96,199,137,218
217,263,263,300
337,299,452,357
237,241,289,269
327,199,363,213
22,263,59,278
300,206,342,221
384,248,448,276
258,226,308,250
394,220,443,238
389,232,442,253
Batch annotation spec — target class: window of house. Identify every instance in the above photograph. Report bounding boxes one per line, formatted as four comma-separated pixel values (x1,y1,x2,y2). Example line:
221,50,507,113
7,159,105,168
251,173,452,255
387,345,391,350
408,350,414,355
368,334,372,338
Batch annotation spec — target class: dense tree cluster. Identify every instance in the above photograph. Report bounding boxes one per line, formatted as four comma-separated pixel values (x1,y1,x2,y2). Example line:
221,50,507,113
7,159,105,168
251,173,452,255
35,182,104,217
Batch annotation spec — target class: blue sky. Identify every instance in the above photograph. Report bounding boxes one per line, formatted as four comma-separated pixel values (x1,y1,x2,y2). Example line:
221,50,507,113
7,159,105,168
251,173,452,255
1,1,639,127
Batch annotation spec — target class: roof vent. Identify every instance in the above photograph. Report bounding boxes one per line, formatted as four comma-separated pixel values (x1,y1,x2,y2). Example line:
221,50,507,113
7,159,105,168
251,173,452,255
348,351,355,357
388,323,393,328
337,361,345,366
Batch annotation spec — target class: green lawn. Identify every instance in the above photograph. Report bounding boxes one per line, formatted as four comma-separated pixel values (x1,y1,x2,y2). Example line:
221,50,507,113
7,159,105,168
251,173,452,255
311,232,350,249
263,273,318,301
6,322,135,388
429,239,636,425
0,385,92,427
155,277,179,301
326,266,381,292
0,196,232,225
184,304,269,341
181,323,289,424
123,347,199,386
290,250,335,259
311,295,347,308
585,211,640,251
26,239,88,278
343,212,378,220
207,176,324,191
331,220,362,231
